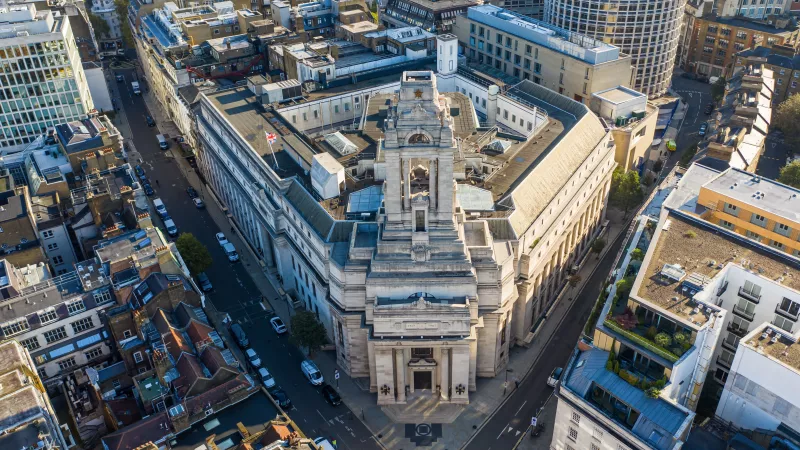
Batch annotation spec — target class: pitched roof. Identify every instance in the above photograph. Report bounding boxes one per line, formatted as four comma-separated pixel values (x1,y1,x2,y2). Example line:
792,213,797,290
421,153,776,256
163,328,192,361
102,412,170,450
186,320,214,349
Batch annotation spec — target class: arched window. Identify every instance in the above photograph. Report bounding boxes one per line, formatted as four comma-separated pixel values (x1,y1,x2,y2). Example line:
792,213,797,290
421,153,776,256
408,133,430,144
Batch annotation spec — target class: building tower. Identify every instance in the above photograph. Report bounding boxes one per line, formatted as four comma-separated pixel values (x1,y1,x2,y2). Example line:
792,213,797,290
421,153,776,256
545,0,686,98
436,34,458,75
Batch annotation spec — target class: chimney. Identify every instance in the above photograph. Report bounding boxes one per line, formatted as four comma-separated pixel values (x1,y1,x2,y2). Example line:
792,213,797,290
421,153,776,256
226,39,231,50
486,85,499,126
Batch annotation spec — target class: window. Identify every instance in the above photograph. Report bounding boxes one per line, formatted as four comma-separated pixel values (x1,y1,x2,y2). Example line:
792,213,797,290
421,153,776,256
714,367,729,383
42,230,54,239
344,103,350,111
411,348,433,358
67,300,85,315
93,290,113,305
718,349,735,366
731,316,749,333
21,336,40,351
47,243,58,250
2,318,29,337
723,202,739,216
39,308,58,324
773,314,795,332
85,347,103,361
133,351,144,363
38,367,48,380
534,62,541,73
746,230,762,242
735,298,756,318
525,44,532,55
44,327,67,344
571,412,580,423
568,427,578,441
122,330,133,339
774,222,792,237
778,297,800,318
742,280,762,298
58,357,77,372
71,317,94,334
53,256,63,265
593,427,604,439
771,240,784,250
559,73,564,85
591,444,600,450
724,332,740,349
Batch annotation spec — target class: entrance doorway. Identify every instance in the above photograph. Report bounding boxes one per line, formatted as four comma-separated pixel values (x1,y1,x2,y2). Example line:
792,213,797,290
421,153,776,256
414,371,433,390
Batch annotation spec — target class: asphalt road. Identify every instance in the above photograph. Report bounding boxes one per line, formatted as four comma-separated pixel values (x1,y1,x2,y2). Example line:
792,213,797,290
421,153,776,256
465,222,628,450
670,76,713,159
757,132,790,180
112,65,381,450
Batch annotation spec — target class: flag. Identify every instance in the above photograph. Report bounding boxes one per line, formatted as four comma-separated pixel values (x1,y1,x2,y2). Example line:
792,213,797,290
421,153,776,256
266,132,277,144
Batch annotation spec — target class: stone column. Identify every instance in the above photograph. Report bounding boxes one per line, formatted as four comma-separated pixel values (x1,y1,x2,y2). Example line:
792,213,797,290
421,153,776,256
403,158,410,210
429,158,437,211
395,349,406,403
440,348,450,401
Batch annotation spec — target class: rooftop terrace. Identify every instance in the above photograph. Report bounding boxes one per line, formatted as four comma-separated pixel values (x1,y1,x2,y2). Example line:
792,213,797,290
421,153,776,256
745,324,800,373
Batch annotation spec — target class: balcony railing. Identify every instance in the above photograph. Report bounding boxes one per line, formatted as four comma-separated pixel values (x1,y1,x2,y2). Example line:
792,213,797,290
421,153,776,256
721,338,738,352
738,287,762,303
733,305,755,321
775,304,800,322
727,322,748,337
716,355,733,368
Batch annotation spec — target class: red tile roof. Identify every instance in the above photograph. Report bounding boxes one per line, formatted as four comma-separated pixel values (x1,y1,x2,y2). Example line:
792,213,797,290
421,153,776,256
186,320,214,350
102,412,171,450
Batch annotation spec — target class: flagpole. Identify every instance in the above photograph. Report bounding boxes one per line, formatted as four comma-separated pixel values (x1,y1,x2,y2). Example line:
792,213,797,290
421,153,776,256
265,131,280,170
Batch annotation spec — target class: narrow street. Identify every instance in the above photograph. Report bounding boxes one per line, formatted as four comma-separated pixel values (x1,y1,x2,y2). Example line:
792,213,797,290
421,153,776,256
111,65,381,450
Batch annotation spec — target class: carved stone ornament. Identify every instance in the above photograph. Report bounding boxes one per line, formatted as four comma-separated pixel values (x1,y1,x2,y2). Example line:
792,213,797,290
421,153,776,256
411,244,430,261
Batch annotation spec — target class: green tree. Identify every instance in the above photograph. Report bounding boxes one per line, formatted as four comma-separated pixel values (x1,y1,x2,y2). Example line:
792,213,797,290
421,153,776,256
89,14,110,38
630,248,644,261
568,274,582,287
710,77,726,103
778,161,800,188
175,233,212,275
678,144,698,169
775,93,800,146
290,311,328,357
609,167,644,216
115,0,135,48
591,238,606,259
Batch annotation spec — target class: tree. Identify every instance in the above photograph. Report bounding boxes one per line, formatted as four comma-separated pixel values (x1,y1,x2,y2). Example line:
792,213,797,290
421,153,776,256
591,238,606,259
678,144,698,169
290,311,328,357
609,167,644,217
568,274,582,287
778,161,800,188
775,93,800,147
115,0,135,48
89,14,110,39
176,233,212,275
710,76,726,103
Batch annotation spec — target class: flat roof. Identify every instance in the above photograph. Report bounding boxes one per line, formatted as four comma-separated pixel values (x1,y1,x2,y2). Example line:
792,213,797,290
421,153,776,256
702,168,800,225
634,212,800,324
593,86,645,104
745,324,800,373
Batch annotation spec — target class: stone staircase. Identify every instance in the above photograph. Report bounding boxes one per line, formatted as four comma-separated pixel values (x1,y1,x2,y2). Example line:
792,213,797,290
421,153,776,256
381,392,465,424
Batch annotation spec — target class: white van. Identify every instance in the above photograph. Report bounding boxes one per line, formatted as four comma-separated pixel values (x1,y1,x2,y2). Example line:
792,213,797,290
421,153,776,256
164,218,178,237
156,134,169,150
223,242,239,262
152,198,167,218
301,360,323,385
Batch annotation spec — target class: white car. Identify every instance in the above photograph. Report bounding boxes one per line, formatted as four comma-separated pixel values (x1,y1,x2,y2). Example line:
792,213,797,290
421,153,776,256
215,232,228,247
270,316,287,335
301,360,323,385
258,367,276,389
547,367,563,388
313,438,335,450
245,348,261,368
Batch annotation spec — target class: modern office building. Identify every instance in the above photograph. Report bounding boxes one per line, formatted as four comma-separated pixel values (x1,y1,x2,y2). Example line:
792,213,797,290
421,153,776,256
195,44,617,408
544,0,687,98
0,2,95,152
486,0,544,19
453,5,633,104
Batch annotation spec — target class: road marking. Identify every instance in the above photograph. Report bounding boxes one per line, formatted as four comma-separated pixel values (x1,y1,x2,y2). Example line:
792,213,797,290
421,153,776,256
515,430,521,437
514,400,527,417
317,409,327,423
496,427,505,440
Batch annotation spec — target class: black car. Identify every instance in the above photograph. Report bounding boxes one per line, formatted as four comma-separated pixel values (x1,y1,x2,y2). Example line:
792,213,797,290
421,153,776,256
704,103,714,115
269,387,292,409
115,74,124,82
186,186,198,198
146,115,156,127
196,272,213,292
321,384,341,406
143,183,154,196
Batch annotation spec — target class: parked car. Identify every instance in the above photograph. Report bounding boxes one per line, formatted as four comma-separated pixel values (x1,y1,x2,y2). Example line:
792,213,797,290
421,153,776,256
187,186,198,198
313,438,335,450
143,183,154,196
698,123,708,136
301,360,324,385
270,316,287,335
115,73,124,82
230,323,249,348
145,115,156,127
704,103,714,115
134,165,145,178
157,134,169,150
193,198,205,209
196,272,212,292
223,242,239,262
215,232,228,246
321,384,341,406
152,198,167,218
268,386,292,409
547,367,563,387
163,217,178,237
246,348,261,368
258,367,276,389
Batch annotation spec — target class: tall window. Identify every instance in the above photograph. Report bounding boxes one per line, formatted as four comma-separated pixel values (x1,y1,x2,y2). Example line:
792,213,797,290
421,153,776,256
2,318,30,337
21,336,41,351
415,210,425,232
71,317,94,334
778,297,800,318
58,357,77,372
39,308,58,324
411,348,433,358
67,299,86,315
93,290,113,305
44,327,68,344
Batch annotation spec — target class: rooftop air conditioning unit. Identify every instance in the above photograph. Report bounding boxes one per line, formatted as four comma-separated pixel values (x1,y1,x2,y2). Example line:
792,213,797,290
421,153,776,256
771,335,779,343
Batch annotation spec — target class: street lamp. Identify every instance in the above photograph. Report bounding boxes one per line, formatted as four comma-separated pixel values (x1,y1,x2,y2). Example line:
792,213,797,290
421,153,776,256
503,368,514,395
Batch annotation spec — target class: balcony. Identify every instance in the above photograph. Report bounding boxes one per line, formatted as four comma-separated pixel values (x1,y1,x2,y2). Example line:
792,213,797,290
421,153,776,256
775,304,800,322
738,287,761,303
726,322,748,337
721,338,738,352
732,305,755,321
604,319,680,363
716,355,732,369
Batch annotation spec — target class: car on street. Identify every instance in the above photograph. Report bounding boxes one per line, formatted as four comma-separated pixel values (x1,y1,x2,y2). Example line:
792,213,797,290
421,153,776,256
321,384,341,406
301,360,324,385
230,323,249,348
547,367,563,387
115,74,124,82
704,103,714,115
246,348,261,368
152,198,168,218
258,367,276,389
193,198,205,209
143,183,154,196
268,386,292,409
223,242,240,262
187,186,198,198
215,232,228,247
699,123,708,136
134,165,145,178
145,115,156,127
270,316,287,335
163,217,178,237
196,272,212,292
313,438,335,450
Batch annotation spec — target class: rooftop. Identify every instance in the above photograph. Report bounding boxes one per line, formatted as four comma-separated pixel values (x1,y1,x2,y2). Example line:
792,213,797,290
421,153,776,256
634,212,800,325
594,85,646,104
744,323,800,373
387,0,478,13
702,168,800,225
704,15,798,35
